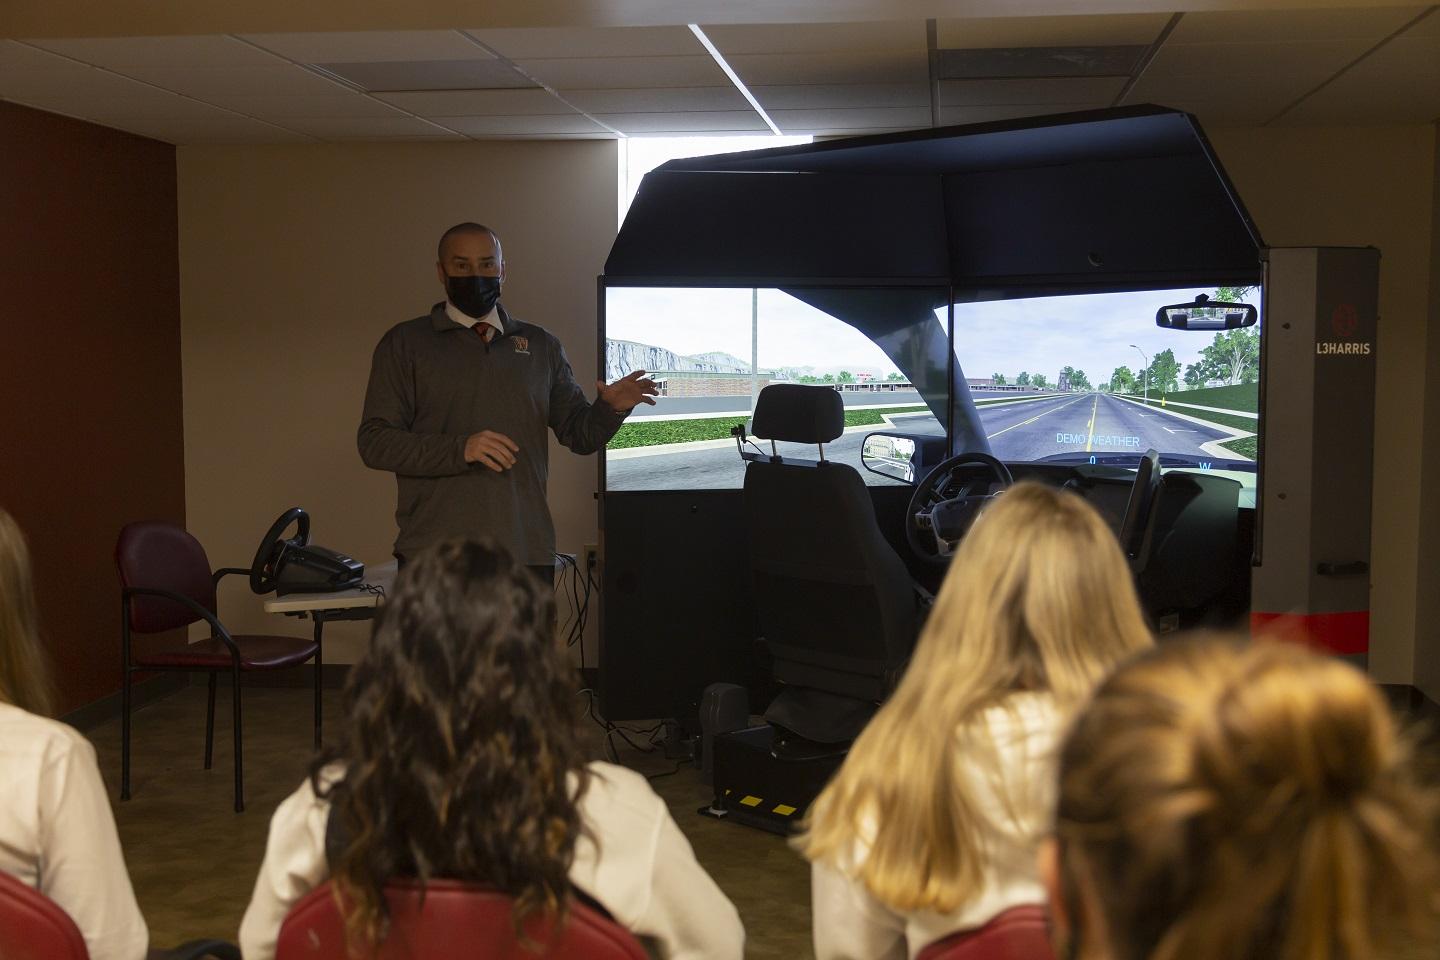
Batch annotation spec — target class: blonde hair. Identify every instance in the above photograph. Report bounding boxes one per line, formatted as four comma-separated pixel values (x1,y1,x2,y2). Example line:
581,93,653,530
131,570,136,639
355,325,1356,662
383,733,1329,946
796,482,1153,913
1056,637,1440,960
0,508,53,715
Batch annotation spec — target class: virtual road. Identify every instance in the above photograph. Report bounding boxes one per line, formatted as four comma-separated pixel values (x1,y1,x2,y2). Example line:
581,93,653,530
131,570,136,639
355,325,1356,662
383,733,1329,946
606,392,1248,491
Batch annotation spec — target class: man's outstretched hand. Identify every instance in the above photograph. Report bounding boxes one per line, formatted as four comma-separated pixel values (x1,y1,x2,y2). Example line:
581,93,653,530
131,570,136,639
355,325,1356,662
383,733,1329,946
597,370,660,414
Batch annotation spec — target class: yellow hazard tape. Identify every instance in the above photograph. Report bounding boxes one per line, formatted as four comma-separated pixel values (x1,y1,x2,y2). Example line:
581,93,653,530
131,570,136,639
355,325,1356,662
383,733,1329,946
773,804,796,816
739,795,762,807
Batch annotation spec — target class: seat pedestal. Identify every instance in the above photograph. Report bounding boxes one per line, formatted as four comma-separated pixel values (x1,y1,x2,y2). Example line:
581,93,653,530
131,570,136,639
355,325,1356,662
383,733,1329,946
702,726,844,835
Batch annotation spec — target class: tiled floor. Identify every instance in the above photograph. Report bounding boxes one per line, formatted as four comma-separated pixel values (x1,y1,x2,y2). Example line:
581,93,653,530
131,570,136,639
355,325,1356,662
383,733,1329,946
83,682,814,959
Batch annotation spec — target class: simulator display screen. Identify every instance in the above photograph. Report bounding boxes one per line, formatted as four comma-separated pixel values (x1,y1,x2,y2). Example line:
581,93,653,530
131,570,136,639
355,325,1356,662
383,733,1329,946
953,286,1259,470
603,285,1258,492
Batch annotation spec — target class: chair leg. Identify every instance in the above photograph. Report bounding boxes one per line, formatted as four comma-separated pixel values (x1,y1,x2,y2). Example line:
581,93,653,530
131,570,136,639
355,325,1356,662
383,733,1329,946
121,668,132,802
313,624,324,751
232,666,244,813
204,672,217,770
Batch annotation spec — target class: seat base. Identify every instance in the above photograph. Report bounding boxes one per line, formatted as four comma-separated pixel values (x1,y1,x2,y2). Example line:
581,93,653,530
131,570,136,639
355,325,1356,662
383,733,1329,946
703,726,846,835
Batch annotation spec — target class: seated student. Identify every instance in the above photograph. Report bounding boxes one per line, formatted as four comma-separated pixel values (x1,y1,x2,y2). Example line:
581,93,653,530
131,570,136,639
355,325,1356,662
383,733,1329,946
0,508,148,960
1045,638,1440,960
796,482,1153,960
239,539,744,960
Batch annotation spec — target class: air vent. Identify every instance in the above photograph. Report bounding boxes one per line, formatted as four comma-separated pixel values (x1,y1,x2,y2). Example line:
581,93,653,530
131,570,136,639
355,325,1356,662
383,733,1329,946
933,46,1146,80
314,59,538,92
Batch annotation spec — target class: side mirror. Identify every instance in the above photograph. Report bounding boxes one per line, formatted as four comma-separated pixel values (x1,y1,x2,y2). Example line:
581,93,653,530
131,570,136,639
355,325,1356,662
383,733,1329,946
1156,294,1257,331
862,433,917,483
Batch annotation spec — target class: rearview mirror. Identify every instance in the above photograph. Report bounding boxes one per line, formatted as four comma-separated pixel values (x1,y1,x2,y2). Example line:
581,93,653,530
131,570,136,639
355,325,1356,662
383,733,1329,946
861,433,916,483
1156,294,1257,331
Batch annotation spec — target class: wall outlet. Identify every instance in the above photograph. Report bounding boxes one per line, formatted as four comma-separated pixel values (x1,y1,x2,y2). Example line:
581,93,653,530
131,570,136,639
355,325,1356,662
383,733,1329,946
583,543,599,572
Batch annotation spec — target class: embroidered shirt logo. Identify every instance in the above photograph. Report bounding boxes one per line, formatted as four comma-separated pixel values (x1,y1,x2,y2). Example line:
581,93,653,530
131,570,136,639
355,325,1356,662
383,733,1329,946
512,336,530,355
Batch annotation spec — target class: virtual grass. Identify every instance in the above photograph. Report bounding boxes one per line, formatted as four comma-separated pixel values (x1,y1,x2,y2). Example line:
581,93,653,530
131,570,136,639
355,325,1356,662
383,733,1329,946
607,406,930,449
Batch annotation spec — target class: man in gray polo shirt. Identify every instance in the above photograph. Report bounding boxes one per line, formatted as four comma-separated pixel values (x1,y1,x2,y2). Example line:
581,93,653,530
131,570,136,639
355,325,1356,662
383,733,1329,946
358,222,656,579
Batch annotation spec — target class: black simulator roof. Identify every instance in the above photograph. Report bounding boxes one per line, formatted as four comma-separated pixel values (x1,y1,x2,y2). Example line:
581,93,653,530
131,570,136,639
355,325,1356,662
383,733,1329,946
605,104,1264,295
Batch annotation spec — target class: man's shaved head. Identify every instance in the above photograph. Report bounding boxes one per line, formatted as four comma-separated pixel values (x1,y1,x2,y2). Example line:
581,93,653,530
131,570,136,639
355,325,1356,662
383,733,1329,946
437,222,502,263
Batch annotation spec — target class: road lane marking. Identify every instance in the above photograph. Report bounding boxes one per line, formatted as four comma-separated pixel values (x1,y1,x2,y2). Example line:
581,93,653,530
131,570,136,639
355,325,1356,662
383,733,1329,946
1084,395,1099,452
985,395,1088,440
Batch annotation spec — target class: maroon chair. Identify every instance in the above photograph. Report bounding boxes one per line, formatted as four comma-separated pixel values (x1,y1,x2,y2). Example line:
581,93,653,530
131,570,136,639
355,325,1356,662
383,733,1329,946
0,871,87,960
916,905,1056,960
116,521,320,812
275,880,649,960
0,870,241,960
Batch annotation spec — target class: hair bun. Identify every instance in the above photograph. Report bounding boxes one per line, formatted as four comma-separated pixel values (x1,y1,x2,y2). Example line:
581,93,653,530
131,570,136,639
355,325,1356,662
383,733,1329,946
1194,644,1393,815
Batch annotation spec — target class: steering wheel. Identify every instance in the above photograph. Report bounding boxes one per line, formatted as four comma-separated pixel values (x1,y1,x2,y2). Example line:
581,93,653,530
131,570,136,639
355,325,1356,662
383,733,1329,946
906,452,1014,563
250,507,310,595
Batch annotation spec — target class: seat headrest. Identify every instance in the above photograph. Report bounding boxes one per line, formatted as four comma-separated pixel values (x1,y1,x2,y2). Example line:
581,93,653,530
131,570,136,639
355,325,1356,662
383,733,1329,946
751,384,844,444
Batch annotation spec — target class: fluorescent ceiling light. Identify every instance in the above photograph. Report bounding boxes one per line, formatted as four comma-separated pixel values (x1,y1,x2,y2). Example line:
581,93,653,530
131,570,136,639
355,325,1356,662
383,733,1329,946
687,24,782,136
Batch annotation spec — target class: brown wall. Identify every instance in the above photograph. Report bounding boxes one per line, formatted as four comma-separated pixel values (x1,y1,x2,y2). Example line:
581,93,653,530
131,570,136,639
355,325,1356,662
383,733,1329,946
176,140,618,663
0,101,185,715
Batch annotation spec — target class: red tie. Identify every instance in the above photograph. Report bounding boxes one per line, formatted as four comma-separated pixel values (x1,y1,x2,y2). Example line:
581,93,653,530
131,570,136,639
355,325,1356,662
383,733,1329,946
476,323,496,343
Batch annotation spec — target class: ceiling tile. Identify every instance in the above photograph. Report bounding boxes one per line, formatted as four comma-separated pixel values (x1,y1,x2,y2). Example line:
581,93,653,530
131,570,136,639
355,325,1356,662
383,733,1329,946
374,88,574,116
938,77,1125,106
1126,71,1313,109
465,26,700,59
105,115,313,145
478,133,618,140
315,59,532,92
278,115,458,138
440,114,607,135
563,86,747,113
808,127,913,139
242,31,489,63
1148,39,1372,78
1169,7,1426,44
25,35,278,69
1132,95,1287,125
1,85,250,127
594,110,767,134
1407,10,1440,38
1279,34,1440,124
198,93,404,119
700,21,925,55
749,83,928,109
937,103,1106,125
1,39,81,69
936,14,1171,49
515,56,727,89
770,106,928,133
0,59,134,104
726,51,928,86
113,64,351,98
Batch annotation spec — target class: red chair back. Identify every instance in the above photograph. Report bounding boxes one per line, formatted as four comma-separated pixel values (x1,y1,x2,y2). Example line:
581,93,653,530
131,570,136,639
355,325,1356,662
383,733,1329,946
0,871,90,960
116,521,217,633
916,905,1055,960
275,880,649,960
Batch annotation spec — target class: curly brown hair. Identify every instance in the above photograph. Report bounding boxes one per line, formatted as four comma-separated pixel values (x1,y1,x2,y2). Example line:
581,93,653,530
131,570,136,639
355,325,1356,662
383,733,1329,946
313,539,589,948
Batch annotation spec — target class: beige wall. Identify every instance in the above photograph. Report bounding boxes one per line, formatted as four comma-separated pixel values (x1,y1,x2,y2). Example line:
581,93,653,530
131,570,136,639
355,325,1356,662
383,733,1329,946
178,140,618,662
178,126,1440,686
1207,124,1438,685
1415,122,1440,702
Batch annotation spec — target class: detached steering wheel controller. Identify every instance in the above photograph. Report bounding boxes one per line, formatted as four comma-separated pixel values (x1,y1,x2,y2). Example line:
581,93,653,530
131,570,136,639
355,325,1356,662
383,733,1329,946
905,452,1014,563
250,507,310,594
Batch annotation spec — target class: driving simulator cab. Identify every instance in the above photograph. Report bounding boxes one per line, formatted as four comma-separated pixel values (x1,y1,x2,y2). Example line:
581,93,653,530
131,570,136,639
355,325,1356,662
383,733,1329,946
595,105,1379,833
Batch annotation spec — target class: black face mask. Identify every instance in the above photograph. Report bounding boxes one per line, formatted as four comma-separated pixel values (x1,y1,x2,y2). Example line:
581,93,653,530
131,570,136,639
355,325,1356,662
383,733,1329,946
445,274,501,319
